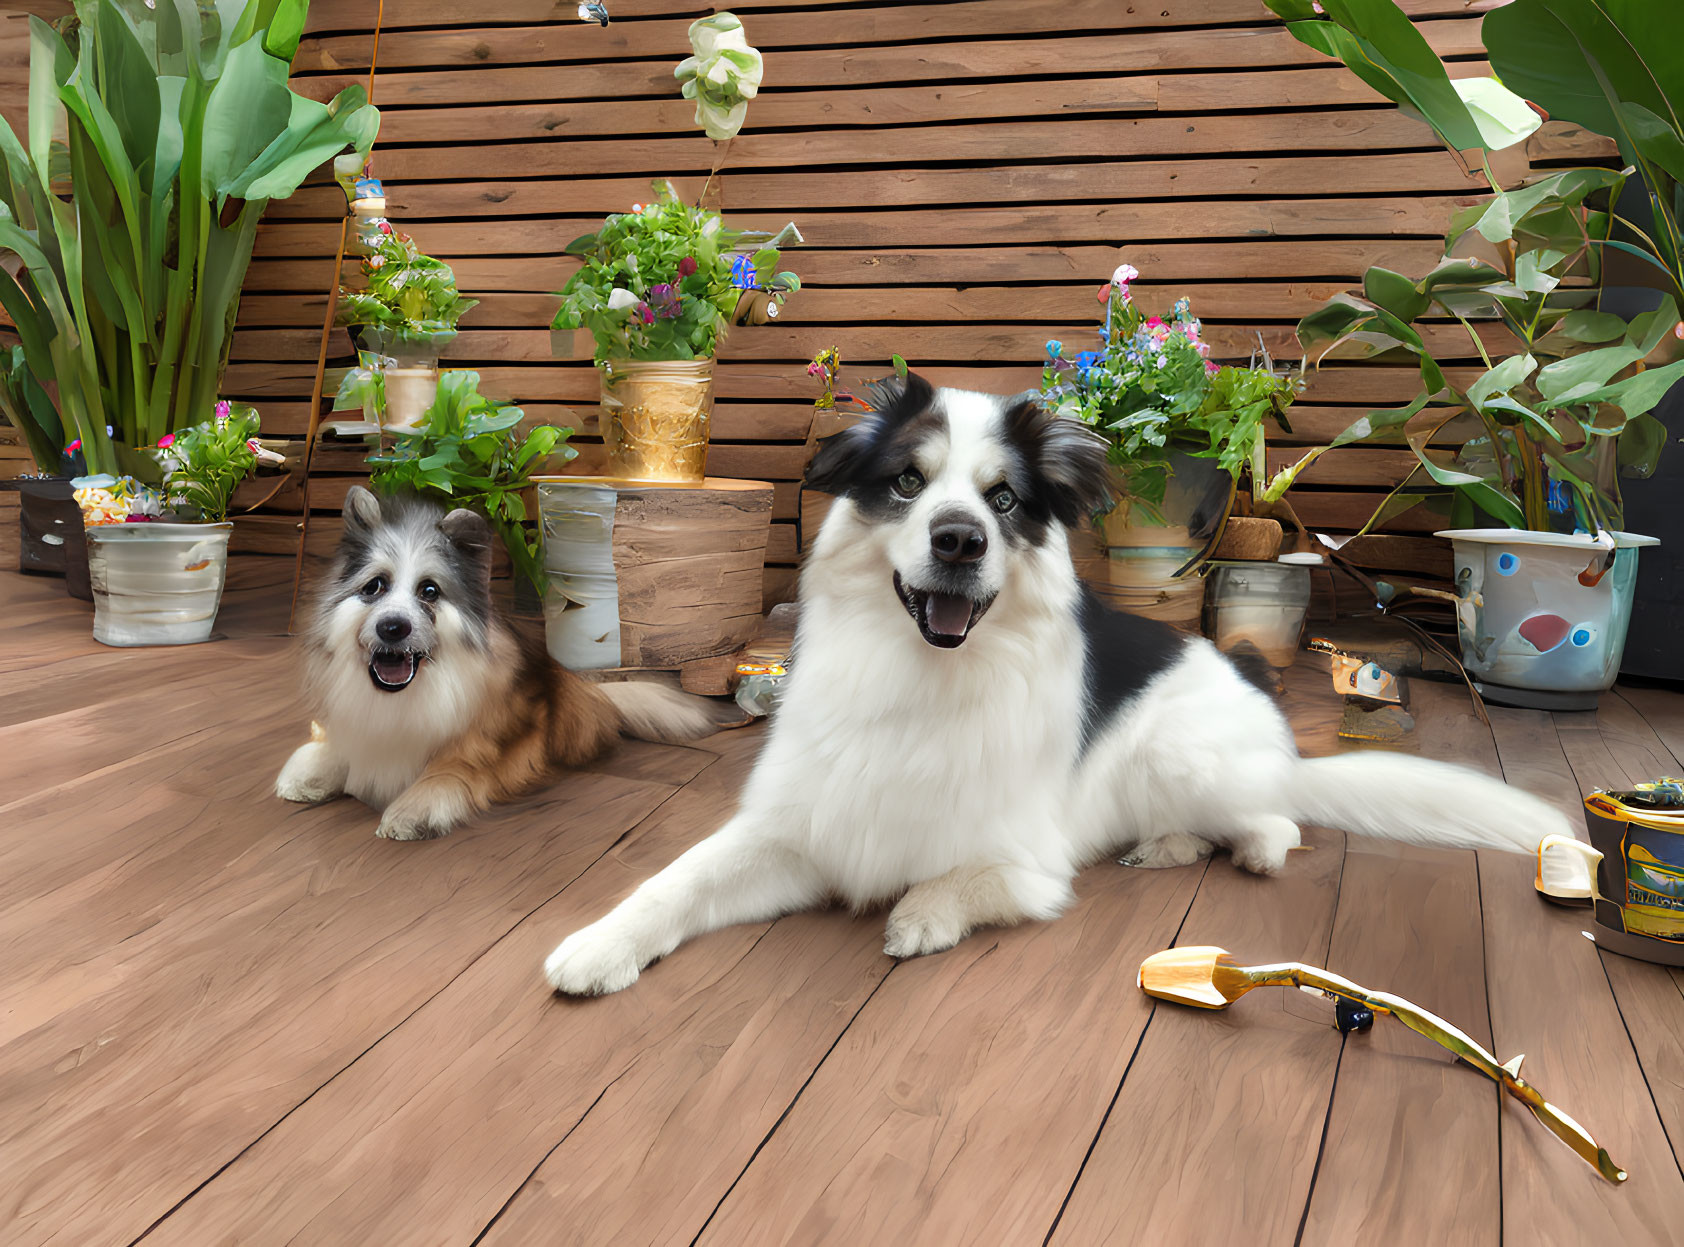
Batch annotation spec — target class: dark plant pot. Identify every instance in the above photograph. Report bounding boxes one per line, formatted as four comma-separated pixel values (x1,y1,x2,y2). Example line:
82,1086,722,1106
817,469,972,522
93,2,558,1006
10,478,92,601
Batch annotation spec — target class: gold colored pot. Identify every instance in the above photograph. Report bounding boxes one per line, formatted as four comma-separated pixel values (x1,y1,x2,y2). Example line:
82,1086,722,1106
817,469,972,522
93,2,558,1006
599,358,714,483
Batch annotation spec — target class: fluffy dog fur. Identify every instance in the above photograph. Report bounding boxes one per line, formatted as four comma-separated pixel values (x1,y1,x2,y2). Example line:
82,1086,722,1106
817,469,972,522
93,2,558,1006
544,376,1573,995
276,487,716,840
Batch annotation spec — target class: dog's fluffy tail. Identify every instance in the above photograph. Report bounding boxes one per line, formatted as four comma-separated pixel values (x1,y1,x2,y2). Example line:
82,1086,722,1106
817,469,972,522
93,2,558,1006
599,681,720,744
1289,753,1569,854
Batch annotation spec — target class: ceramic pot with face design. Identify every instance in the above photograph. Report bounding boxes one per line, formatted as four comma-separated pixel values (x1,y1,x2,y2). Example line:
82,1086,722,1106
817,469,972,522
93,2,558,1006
1438,528,1659,709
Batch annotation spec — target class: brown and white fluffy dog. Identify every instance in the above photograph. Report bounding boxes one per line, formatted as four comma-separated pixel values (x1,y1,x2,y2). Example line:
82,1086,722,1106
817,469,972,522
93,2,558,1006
276,487,717,840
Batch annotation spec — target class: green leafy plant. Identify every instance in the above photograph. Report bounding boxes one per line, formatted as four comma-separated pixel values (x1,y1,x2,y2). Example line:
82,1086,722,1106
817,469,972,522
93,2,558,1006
152,401,273,522
1298,169,1684,533
366,371,576,590
337,227,477,358
1039,267,1302,516
1265,0,1682,306
0,1,379,478
552,181,799,365
674,12,764,142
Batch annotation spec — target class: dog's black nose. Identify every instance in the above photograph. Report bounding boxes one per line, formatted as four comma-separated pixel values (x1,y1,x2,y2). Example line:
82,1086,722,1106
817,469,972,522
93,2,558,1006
931,520,987,564
376,616,411,644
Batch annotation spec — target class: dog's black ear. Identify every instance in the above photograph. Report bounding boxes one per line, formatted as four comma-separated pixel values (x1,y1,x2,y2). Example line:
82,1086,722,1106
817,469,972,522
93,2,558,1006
804,417,876,496
856,369,935,422
343,485,383,534
1003,395,1114,528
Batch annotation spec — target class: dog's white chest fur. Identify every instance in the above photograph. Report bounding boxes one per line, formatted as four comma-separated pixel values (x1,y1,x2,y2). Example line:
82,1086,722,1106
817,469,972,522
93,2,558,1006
750,559,1086,903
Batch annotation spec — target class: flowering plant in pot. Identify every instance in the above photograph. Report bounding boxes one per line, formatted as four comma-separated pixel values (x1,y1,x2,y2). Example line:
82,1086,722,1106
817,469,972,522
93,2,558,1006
335,229,478,431
1297,168,1684,708
550,181,799,482
76,402,284,647
364,371,575,595
0,0,376,585
1038,266,1306,625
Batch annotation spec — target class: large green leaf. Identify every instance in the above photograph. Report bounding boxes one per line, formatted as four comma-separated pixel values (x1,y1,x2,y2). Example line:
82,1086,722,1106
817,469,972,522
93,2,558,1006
93,2,161,176
1570,358,1684,420
1266,0,1539,152
224,84,377,202
197,34,292,203
1467,353,1537,411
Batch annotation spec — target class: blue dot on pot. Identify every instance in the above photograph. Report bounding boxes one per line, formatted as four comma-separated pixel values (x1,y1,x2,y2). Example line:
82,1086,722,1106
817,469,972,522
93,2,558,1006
1572,626,1595,647
1496,552,1519,576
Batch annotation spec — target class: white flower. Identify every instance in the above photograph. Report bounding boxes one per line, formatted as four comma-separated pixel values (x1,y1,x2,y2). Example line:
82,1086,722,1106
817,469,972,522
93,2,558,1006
1112,263,1139,286
606,288,641,312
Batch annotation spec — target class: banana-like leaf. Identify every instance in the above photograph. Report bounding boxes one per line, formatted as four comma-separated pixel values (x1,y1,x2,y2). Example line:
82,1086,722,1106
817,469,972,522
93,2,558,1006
1265,0,1539,152
1568,357,1684,421
1467,353,1537,410
198,35,292,203
1617,411,1669,477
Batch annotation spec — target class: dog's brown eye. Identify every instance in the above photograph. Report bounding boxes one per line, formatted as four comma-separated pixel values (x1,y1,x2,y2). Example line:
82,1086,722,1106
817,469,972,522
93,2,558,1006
418,580,440,603
894,468,925,498
360,576,386,598
990,486,1018,514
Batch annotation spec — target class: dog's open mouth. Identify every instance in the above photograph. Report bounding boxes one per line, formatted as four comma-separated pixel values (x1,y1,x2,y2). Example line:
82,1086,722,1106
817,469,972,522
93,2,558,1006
893,572,993,649
368,648,424,692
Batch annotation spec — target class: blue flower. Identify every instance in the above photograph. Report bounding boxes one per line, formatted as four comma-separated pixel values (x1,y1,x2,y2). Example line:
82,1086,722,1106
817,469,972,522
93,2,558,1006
730,254,758,289
1072,350,1102,369
1045,339,1064,360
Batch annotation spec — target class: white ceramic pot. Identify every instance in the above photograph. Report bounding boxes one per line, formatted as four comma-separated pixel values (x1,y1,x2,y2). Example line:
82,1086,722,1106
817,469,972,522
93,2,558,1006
85,521,233,646
535,479,622,669
1438,528,1659,704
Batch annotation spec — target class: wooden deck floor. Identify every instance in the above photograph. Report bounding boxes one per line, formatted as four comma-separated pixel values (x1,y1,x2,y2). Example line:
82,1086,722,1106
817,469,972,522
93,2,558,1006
4,559,1683,1246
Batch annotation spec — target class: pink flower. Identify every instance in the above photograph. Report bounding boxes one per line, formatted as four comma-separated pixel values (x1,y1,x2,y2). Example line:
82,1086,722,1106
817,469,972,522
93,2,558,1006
65,438,82,454
215,400,231,422
1111,263,1139,287
636,302,655,325
248,438,285,465
378,221,394,235
1145,316,1164,329
807,361,825,377
157,432,175,449
1206,360,1220,376
677,256,698,278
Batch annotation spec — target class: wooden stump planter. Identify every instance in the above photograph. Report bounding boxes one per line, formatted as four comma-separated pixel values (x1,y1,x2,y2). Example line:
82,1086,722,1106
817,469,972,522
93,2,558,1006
535,476,772,681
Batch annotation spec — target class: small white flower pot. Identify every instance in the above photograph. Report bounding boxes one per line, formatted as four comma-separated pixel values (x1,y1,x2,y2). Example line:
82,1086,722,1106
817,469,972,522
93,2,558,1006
86,522,233,646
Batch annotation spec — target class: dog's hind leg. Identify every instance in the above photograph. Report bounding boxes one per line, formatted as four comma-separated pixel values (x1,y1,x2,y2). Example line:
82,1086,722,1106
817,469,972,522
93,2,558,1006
1226,813,1301,875
883,860,1074,959
275,724,348,804
545,815,823,996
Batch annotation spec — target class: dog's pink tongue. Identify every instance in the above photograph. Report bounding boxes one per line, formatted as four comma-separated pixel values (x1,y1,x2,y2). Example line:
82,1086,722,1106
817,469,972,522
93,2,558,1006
374,652,416,684
924,592,973,637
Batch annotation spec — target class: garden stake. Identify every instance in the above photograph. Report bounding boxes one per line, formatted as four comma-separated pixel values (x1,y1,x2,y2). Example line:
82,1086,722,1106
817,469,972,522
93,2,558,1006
1138,945,1626,1184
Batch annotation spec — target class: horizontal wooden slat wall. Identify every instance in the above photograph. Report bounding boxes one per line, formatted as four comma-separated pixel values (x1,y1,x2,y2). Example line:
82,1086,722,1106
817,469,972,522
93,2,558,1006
3,0,1611,600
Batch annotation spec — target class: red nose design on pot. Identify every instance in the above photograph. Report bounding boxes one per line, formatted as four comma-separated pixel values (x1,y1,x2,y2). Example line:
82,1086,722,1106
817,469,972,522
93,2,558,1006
1518,613,1571,653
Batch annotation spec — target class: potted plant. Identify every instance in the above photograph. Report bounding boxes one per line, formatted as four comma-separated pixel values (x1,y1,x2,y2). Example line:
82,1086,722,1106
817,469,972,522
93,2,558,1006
1297,168,1684,708
550,181,800,482
77,403,282,646
1038,267,1307,626
336,227,478,431
364,370,575,596
0,1,377,583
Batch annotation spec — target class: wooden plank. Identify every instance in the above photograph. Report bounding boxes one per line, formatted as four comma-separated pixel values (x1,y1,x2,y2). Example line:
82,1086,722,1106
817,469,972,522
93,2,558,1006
0,702,689,1247
139,734,889,1247
1049,821,1348,1244
1483,707,1684,1244
269,156,1484,219
698,860,1208,1244
295,7,1487,73
1297,679,1500,1246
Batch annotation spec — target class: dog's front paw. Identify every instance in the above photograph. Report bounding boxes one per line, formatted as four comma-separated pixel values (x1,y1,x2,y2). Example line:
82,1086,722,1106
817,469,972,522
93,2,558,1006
275,741,344,804
375,803,451,841
544,925,642,996
883,895,966,959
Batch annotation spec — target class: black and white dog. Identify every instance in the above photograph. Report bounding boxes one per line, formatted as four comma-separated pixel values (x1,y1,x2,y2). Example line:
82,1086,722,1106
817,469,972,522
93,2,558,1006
544,375,1566,995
